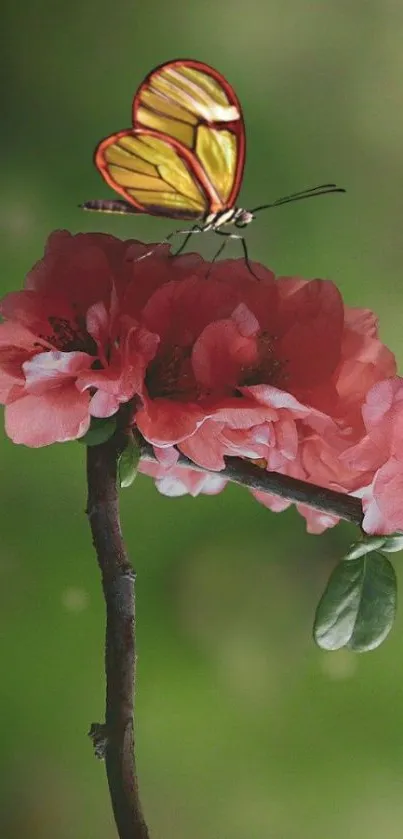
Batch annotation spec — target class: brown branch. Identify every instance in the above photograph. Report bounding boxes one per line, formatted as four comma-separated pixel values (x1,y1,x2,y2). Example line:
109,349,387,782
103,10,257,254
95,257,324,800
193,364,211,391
86,429,150,839
138,440,364,527
84,424,363,839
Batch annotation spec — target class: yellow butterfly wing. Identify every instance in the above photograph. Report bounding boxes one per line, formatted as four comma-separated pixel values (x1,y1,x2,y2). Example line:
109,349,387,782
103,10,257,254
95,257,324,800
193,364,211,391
132,59,246,211
95,128,210,219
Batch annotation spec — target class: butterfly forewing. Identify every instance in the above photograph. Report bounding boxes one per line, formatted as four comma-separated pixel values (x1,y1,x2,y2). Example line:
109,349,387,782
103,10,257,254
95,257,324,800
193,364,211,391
132,59,246,212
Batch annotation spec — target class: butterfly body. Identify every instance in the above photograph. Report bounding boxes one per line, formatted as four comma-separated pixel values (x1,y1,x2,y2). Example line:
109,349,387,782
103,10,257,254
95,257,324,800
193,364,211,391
82,198,254,229
202,207,254,231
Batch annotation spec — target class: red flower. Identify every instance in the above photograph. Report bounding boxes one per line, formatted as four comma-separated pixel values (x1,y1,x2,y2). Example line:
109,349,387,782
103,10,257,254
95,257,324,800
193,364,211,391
0,232,163,445
0,231,397,534
340,377,403,534
132,259,395,534
135,270,344,461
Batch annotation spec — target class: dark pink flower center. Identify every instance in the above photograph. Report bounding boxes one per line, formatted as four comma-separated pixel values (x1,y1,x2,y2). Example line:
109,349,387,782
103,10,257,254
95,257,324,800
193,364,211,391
146,345,199,401
240,332,284,388
42,315,97,355
146,330,285,404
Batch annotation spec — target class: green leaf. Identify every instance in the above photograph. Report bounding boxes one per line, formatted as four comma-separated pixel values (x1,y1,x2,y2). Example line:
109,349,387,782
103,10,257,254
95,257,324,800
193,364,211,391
78,417,117,446
119,433,140,488
344,537,386,560
379,534,403,553
313,552,397,653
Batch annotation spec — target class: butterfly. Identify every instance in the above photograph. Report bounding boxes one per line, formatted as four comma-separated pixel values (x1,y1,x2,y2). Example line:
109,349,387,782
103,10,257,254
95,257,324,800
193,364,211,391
82,59,345,269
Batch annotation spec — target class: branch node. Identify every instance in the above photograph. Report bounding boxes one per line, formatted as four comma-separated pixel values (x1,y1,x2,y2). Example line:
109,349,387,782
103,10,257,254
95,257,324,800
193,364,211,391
88,722,108,761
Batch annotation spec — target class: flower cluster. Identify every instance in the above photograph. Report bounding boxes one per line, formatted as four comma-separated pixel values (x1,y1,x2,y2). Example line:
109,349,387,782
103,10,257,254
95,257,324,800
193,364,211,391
0,231,400,534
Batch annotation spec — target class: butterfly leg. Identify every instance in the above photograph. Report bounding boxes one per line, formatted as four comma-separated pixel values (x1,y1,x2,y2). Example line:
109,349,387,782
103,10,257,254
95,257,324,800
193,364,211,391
133,225,203,263
172,224,204,256
210,235,229,263
238,235,261,280
204,233,229,278
133,229,186,263
210,231,260,279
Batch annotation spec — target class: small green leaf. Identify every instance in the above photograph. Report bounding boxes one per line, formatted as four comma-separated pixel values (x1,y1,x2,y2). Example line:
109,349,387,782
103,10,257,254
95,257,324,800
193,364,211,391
78,417,117,446
379,534,403,553
344,537,386,560
313,552,397,653
119,434,140,488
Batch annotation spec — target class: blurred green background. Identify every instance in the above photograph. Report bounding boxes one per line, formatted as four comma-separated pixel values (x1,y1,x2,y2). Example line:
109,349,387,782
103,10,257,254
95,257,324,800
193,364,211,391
3,1,403,837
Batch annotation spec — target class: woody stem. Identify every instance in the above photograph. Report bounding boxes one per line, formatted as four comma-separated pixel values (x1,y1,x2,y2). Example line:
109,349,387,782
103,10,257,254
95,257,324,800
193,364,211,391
86,426,150,839
138,440,364,528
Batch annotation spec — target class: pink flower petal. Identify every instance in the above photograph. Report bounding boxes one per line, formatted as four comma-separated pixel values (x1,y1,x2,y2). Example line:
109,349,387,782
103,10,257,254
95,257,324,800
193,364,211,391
5,386,91,446
89,390,120,418
179,419,228,469
192,319,258,390
23,350,93,393
136,397,207,446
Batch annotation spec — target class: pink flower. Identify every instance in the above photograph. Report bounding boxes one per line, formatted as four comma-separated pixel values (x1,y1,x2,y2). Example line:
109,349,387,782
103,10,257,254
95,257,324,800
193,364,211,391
140,457,227,498
0,230,397,536
340,377,403,534
133,261,394,533
135,271,345,463
0,232,163,445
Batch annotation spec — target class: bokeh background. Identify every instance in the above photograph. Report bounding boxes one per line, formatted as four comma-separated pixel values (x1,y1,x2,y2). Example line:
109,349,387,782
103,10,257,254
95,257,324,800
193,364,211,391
3,1,403,837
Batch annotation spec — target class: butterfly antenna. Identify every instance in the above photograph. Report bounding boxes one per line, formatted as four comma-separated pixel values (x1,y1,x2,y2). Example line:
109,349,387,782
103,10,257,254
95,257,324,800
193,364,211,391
251,183,346,214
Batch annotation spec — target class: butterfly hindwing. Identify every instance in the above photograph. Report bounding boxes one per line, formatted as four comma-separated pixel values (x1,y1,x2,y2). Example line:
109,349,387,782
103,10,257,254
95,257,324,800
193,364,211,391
94,128,209,219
